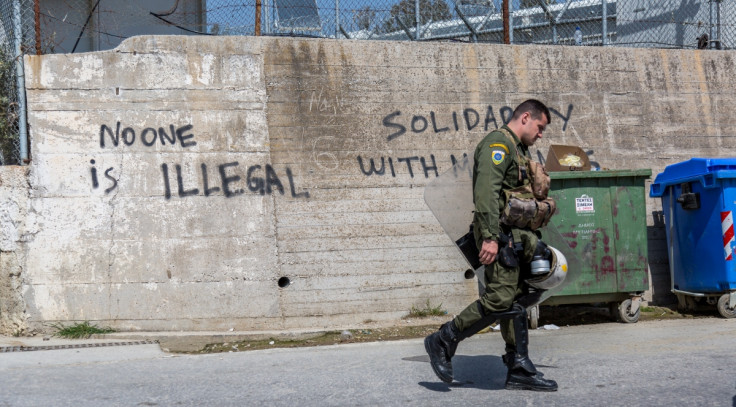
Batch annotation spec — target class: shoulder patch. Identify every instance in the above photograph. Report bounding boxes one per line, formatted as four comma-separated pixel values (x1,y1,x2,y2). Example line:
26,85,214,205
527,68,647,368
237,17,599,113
489,143,509,153
491,149,506,165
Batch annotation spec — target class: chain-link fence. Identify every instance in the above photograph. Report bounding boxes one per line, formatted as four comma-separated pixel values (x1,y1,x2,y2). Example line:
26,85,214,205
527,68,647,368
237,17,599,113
0,0,31,165
0,0,733,164
5,0,733,53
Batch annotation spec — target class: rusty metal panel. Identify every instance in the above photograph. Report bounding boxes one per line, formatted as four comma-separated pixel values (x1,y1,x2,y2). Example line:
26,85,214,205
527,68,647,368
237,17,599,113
546,169,651,303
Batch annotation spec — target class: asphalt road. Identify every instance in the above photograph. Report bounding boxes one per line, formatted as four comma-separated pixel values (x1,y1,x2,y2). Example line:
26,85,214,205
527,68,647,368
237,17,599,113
1,318,735,406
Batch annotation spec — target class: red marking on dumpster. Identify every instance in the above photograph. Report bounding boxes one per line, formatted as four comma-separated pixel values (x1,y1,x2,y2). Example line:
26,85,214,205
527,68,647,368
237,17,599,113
561,231,578,249
590,232,598,252
589,228,606,253
721,211,734,260
614,224,619,240
611,190,620,217
638,255,648,267
601,256,615,274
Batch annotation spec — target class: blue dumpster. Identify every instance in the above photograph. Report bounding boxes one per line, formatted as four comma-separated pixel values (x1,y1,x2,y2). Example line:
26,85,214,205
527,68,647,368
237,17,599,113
650,158,736,318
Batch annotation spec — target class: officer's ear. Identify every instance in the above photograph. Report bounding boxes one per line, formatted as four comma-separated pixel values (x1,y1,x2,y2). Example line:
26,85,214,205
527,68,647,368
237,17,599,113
520,111,530,125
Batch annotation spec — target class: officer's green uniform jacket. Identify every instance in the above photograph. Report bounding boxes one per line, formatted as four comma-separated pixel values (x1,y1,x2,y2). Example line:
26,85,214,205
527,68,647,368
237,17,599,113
472,125,529,247
454,125,536,349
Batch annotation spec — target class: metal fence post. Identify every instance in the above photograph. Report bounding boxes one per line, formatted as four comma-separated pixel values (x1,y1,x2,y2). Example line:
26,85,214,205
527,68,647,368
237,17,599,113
255,0,261,36
335,0,340,38
415,0,420,40
13,0,28,164
263,0,271,35
716,0,722,49
710,0,715,49
509,2,514,44
503,0,509,44
602,0,607,46
34,0,40,55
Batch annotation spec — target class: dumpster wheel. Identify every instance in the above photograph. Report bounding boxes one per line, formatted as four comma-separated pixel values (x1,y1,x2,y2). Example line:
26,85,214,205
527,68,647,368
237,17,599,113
617,299,640,323
528,305,539,329
717,294,736,318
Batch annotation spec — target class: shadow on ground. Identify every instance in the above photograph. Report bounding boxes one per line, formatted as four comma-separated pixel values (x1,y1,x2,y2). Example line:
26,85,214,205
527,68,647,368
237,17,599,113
408,355,505,392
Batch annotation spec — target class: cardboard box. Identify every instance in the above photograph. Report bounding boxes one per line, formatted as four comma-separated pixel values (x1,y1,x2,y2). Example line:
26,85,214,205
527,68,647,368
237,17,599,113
545,145,591,172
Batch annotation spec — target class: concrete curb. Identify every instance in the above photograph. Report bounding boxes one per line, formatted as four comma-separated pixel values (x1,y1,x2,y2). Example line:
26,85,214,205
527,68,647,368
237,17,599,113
96,330,331,352
0,316,453,353
0,331,328,353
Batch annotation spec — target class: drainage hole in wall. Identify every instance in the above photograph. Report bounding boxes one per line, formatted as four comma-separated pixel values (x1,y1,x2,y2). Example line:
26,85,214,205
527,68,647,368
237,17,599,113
464,269,475,279
278,277,291,288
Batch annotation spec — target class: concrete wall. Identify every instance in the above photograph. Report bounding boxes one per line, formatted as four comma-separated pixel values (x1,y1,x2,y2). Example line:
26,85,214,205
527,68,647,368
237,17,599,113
0,166,31,335
2,35,736,333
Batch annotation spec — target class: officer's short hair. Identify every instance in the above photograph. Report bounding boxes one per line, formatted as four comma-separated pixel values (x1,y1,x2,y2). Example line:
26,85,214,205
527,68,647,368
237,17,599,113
512,99,551,124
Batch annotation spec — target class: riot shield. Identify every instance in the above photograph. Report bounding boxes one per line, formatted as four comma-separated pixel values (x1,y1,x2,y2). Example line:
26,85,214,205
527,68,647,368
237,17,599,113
423,153,581,303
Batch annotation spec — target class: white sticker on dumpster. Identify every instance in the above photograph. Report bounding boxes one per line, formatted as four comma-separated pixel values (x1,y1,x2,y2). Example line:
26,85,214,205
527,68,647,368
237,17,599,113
576,195,595,214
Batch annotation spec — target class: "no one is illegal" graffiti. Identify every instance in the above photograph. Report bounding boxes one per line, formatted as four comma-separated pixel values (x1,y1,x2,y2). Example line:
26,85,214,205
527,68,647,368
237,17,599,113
90,121,310,200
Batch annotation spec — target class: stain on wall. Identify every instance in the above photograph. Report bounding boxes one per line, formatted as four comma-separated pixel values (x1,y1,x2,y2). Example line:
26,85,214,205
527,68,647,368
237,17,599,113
5,36,736,333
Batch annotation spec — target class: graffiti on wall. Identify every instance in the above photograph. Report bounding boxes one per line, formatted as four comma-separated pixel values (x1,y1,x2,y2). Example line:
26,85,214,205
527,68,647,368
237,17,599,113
358,104,574,178
91,122,310,199
357,154,471,178
159,162,309,200
87,103,573,197
382,104,573,142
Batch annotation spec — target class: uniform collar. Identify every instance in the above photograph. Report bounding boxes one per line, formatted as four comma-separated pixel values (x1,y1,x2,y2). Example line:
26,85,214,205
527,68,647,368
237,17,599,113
502,125,524,148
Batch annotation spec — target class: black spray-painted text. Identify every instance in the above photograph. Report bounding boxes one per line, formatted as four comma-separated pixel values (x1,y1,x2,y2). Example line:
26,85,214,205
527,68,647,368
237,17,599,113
382,104,574,141
160,162,310,200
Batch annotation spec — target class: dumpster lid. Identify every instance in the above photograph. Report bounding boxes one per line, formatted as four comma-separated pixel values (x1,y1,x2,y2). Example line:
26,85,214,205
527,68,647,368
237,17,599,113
550,169,651,180
650,158,736,197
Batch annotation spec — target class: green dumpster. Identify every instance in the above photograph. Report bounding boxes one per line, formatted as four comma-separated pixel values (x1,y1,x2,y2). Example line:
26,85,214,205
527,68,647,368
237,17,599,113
532,169,652,327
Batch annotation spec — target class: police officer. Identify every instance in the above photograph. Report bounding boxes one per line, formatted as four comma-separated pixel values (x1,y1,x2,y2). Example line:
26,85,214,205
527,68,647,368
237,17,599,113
424,99,558,391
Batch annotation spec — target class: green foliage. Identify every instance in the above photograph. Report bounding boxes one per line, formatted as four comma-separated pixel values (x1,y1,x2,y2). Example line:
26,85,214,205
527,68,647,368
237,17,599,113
0,46,19,165
383,0,452,33
408,300,446,317
52,321,116,339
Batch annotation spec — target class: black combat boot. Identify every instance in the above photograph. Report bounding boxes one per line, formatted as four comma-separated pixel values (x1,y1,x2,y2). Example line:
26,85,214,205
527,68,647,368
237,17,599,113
502,343,516,368
506,368,557,391
503,347,543,378
506,304,538,375
504,305,557,392
424,320,460,383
